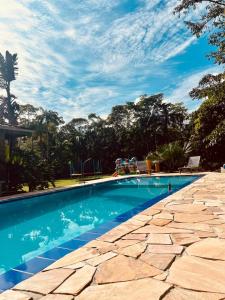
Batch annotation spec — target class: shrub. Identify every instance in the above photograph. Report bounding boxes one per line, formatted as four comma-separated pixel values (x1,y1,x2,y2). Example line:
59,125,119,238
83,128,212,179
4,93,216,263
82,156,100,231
7,148,55,192
147,141,185,171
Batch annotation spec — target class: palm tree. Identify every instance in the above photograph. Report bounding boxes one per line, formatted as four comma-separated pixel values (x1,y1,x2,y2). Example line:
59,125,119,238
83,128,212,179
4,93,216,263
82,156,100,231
0,51,18,125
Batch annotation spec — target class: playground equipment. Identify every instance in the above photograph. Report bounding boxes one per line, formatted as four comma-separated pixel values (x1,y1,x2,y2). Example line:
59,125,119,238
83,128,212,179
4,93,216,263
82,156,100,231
114,157,137,176
113,158,160,176
69,159,102,178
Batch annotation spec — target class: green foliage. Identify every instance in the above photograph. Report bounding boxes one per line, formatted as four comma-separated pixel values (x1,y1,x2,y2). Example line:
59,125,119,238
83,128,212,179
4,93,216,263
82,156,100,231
16,94,188,179
0,51,19,125
0,51,18,85
190,72,225,100
147,142,186,171
174,0,225,64
190,93,225,166
7,148,55,192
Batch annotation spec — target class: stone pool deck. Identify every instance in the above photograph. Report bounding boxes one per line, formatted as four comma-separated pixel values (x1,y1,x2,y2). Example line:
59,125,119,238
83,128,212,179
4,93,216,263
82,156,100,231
1,172,225,300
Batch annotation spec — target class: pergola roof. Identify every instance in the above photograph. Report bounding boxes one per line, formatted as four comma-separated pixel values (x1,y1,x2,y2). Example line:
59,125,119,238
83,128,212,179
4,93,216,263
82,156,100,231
0,125,33,138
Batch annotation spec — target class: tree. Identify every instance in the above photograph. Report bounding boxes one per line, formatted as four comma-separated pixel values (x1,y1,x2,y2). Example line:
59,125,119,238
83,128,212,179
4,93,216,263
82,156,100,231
0,51,19,125
174,0,225,64
188,71,225,167
4,85,189,190
175,0,225,168
190,72,225,99
18,104,42,127
189,93,225,167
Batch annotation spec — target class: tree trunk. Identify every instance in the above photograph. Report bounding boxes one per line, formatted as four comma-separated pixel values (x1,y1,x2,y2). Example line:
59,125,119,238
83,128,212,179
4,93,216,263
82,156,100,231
6,83,17,126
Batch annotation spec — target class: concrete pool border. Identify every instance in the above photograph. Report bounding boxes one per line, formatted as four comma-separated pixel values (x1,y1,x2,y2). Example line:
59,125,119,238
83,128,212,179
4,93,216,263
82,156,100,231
0,174,203,292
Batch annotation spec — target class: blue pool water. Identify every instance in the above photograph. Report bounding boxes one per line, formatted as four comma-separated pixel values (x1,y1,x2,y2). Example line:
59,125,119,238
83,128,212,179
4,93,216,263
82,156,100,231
0,175,198,275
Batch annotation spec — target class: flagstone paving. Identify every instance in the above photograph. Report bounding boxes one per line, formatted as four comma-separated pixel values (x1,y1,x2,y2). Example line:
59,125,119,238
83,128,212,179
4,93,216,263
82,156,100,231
2,172,225,299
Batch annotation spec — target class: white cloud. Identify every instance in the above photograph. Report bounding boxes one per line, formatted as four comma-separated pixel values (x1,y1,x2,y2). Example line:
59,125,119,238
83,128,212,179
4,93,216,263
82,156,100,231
53,87,120,120
0,0,213,121
90,0,201,73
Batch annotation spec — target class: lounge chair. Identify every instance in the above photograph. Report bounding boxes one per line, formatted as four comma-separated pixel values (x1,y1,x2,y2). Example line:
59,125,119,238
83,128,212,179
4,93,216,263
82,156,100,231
179,156,201,173
136,161,148,174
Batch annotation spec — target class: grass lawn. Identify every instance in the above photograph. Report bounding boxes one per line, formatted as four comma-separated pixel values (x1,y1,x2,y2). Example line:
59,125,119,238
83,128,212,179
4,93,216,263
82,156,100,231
54,175,111,187
22,175,111,192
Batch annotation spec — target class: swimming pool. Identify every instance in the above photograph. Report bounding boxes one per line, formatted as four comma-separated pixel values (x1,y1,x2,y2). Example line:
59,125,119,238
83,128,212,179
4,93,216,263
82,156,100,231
0,175,199,289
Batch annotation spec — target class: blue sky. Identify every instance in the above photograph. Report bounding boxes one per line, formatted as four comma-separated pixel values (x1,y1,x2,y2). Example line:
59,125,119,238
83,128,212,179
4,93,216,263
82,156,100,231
0,0,222,121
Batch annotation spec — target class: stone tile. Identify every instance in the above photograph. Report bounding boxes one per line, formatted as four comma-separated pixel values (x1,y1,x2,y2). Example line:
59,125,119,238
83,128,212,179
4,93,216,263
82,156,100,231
170,233,200,246
141,208,161,216
127,219,147,226
167,256,225,293
186,238,225,260
154,271,168,281
21,292,42,300
148,244,183,254
85,240,112,249
122,233,147,240
147,234,172,245
200,219,224,225
205,202,223,207
40,295,73,300
213,224,225,234
217,212,225,217
84,239,117,253
45,248,99,270
115,239,140,248
166,204,207,213
133,214,152,222
218,232,225,238
76,277,171,300
153,203,166,210
54,265,96,295
94,255,162,284
195,194,218,200
154,213,173,220
65,261,86,270
139,253,175,270
116,242,147,258
97,225,136,243
133,225,192,234
97,230,127,243
167,222,212,232
97,244,118,254
163,287,225,300
14,269,74,295
174,213,215,223
195,231,217,238
86,251,117,266
150,218,172,226
171,200,193,205
208,207,224,213
0,290,32,300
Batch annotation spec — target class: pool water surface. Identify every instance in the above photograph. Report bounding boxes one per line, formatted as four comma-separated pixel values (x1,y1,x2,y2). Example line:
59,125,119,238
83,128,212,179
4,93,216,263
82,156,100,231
0,175,199,275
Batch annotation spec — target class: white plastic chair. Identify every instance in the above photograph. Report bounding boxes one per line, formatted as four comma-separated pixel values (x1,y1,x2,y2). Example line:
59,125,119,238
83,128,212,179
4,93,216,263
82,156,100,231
179,156,201,173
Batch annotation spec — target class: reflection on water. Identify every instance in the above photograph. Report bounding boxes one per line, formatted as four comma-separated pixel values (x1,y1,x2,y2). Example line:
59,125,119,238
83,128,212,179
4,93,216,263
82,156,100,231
0,175,197,274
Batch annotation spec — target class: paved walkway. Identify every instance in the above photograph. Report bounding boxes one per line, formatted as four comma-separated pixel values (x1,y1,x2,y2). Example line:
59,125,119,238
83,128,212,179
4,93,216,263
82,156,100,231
1,173,225,300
